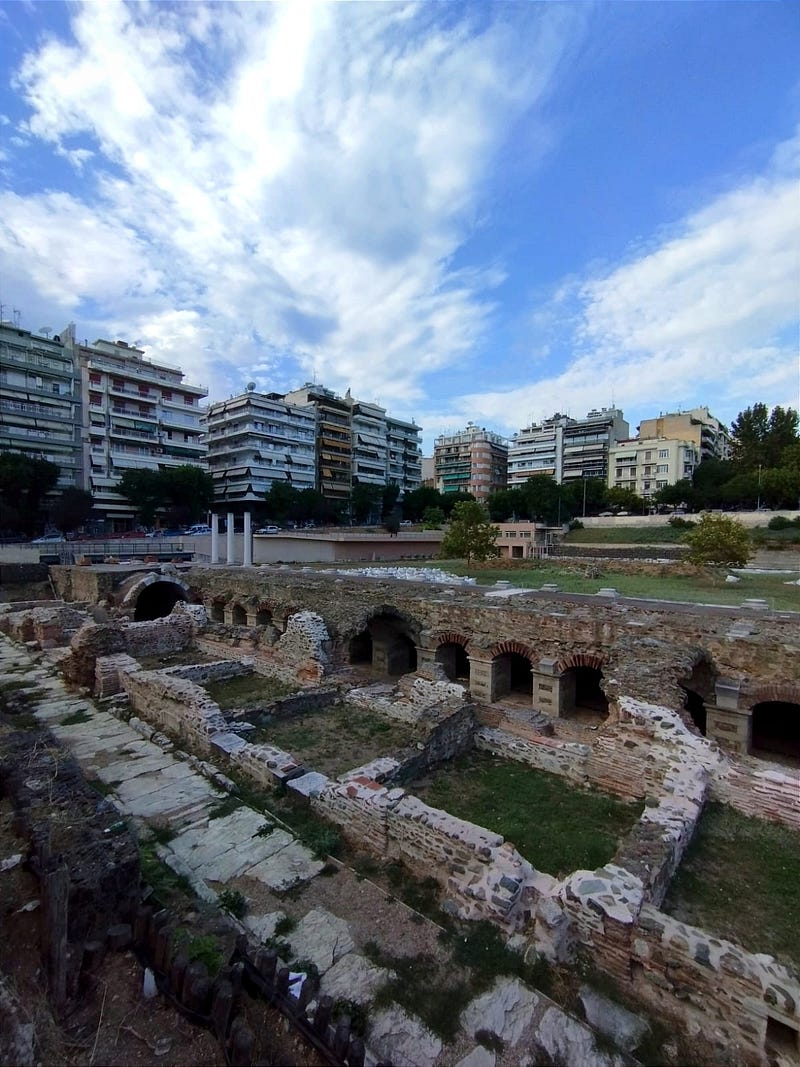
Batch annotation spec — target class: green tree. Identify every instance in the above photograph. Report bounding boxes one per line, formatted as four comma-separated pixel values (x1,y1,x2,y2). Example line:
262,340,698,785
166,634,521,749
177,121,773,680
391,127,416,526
440,501,499,563
381,483,401,519
730,404,799,470
421,506,445,528
383,508,401,536
399,486,435,520
519,475,563,524
351,482,382,524
486,488,524,522
263,482,301,524
116,469,164,526
162,465,214,526
49,487,94,534
654,479,694,509
440,490,475,518
0,452,60,536
691,459,736,509
685,513,752,570
603,486,645,513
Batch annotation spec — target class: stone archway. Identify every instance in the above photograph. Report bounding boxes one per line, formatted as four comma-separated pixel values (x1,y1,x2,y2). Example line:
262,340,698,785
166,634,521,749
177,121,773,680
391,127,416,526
552,652,609,722
434,631,470,683
489,640,535,704
119,573,190,622
679,654,717,737
347,607,420,678
231,603,247,626
746,684,800,765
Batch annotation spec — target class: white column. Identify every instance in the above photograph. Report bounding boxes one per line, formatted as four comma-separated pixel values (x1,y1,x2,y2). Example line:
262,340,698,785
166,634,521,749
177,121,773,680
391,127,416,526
210,514,220,564
243,511,252,567
226,512,235,565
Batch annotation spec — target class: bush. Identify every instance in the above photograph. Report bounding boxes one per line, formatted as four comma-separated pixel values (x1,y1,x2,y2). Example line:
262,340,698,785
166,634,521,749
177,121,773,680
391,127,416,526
767,515,793,530
568,519,584,531
218,888,247,918
668,516,696,529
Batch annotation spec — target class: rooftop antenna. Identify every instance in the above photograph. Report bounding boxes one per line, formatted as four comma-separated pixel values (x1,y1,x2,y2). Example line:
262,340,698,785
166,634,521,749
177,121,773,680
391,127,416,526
12,308,21,327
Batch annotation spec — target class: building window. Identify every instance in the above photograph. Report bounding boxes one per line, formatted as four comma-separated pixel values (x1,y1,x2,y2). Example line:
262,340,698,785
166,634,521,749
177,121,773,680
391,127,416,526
658,449,669,458
162,390,172,401
89,372,101,385
657,464,668,473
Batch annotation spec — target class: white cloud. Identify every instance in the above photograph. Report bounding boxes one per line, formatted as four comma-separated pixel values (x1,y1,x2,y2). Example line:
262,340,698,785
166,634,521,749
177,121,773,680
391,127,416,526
2,0,580,410
445,133,800,444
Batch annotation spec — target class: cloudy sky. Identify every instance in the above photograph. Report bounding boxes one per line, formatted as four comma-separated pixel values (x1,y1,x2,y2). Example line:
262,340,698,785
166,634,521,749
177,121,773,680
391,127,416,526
0,1,798,451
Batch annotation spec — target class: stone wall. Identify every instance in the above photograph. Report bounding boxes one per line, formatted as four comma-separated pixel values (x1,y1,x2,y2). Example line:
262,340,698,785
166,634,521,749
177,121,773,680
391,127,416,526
159,660,252,685
0,603,89,649
64,614,195,689
121,670,227,757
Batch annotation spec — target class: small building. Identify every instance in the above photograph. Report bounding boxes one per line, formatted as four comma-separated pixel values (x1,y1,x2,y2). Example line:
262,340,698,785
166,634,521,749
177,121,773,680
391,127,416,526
494,521,561,560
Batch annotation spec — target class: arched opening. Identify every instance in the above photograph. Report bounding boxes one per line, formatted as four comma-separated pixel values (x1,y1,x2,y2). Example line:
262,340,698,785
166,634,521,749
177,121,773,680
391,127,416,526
435,642,470,683
133,581,188,622
347,612,418,678
681,688,707,736
349,631,373,665
256,607,272,627
678,657,716,737
493,652,532,703
231,604,247,626
561,666,609,722
210,601,225,623
751,702,800,765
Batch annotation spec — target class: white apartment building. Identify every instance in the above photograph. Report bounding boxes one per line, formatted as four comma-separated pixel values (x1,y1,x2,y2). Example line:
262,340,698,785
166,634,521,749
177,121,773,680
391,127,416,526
0,322,80,488
205,389,316,507
65,326,208,529
608,437,700,498
434,424,508,501
349,396,389,488
386,414,423,495
509,408,629,487
637,407,730,462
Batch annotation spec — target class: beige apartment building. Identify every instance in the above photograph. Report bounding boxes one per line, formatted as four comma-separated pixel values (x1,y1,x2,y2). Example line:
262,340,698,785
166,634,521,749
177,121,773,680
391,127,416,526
608,437,699,499
637,407,730,461
434,424,508,502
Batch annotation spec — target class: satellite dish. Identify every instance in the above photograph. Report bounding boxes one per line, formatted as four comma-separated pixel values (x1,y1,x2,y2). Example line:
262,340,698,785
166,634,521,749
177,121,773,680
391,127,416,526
246,382,256,391
39,326,53,338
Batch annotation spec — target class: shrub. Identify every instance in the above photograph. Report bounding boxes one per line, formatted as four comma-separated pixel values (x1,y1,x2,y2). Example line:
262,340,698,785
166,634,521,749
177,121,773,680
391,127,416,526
767,515,792,530
568,519,584,531
218,888,247,918
668,516,696,529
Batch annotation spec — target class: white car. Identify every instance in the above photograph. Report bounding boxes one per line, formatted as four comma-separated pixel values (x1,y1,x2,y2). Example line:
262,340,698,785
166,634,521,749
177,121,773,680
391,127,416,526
184,524,212,535
257,525,280,534
32,533,64,544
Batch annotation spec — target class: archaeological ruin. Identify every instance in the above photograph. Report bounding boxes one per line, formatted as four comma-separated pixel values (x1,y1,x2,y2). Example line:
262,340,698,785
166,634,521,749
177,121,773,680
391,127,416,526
1,557,798,1067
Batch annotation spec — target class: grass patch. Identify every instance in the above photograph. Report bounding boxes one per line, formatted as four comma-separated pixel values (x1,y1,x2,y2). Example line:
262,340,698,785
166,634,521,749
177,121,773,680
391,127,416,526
207,795,244,820
218,888,247,918
564,525,690,545
365,921,551,1043
204,673,298,711
415,751,642,876
139,843,192,903
662,802,800,975
255,702,419,778
60,709,92,726
398,559,800,611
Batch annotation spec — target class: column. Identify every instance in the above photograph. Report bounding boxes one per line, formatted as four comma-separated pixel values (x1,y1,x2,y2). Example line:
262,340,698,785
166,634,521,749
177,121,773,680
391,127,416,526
210,514,220,564
243,511,252,567
226,512,235,565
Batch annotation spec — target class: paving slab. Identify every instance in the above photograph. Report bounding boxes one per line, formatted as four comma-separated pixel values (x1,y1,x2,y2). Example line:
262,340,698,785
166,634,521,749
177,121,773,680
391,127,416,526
460,977,539,1048
367,1006,443,1067
319,952,389,1005
285,908,355,975
244,840,324,891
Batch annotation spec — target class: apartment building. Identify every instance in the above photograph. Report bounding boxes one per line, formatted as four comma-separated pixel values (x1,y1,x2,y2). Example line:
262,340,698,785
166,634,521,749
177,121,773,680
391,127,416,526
0,322,80,488
348,396,388,488
64,325,207,529
608,436,700,499
433,424,508,502
509,408,629,487
204,389,316,507
386,414,423,495
284,384,353,508
637,407,730,462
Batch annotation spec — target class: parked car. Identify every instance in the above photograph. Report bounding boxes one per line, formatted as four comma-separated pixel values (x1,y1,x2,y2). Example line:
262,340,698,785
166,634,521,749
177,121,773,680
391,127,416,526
184,524,212,535
31,533,64,544
399,520,413,527
256,525,280,534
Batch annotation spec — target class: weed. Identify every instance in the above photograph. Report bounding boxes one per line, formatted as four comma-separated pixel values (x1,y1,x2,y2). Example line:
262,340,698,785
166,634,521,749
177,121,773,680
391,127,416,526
443,920,552,996
292,958,320,981
332,998,368,1037
149,823,176,845
263,936,293,962
274,915,296,938
218,888,247,919
207,795,244,820
173,930,224,975
256,821,275,837
61,709,92,726
139,844,192,902
385,862,443,922
88,778,121,797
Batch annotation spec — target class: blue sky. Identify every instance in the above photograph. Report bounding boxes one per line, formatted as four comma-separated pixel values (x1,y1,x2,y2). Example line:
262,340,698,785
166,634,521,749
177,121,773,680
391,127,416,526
0,1,798,453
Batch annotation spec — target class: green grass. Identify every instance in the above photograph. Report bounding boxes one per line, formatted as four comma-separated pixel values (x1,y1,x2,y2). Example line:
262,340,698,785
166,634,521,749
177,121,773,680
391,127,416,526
662,802,800,975
376,558,800,611
415,751,642,876
207,794,244,820
139,843,193,902
203,672,298,710
61,709,92,726
563,524,690,545
255,702,419,778
173,930,224,975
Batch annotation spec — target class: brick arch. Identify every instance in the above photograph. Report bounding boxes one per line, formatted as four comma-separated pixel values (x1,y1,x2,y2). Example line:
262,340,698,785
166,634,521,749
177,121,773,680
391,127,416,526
489,639,536,661
553,651,607,675
119,572,189,607
434,631,470,651
744,682,800,710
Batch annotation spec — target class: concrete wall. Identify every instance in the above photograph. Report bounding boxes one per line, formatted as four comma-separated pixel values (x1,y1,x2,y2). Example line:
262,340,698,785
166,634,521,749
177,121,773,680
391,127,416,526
579,510,800,529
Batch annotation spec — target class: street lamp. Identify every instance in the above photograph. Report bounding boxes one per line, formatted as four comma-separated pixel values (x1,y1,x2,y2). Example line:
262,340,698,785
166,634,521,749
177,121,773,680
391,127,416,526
757,464,762,511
